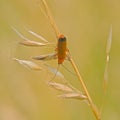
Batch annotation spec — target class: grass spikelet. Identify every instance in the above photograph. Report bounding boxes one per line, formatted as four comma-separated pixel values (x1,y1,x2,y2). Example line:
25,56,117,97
58,93,87,100
27,30,49,43
45,64,64,79
13,58,41,70
11,26,52,47
11,26,31,41
48,82,74,92
19,40,47,46
32,53,57,61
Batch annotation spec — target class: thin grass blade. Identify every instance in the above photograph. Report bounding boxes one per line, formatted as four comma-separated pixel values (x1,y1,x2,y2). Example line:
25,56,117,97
106,25,112,54
103,25,112,92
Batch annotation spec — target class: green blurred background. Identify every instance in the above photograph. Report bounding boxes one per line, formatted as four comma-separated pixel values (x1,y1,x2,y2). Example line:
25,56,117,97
0,0,120,120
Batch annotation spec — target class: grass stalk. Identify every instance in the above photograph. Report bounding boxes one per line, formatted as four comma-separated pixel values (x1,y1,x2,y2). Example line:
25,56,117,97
69,56,101,120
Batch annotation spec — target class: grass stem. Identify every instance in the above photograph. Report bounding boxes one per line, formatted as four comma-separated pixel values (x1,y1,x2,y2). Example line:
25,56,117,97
69,56,101,120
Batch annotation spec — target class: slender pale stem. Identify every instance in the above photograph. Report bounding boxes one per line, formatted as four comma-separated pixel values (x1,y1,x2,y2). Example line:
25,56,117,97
41,0,61,38
69,56,101,120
